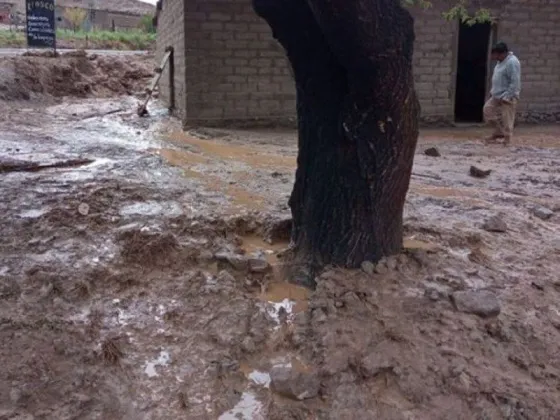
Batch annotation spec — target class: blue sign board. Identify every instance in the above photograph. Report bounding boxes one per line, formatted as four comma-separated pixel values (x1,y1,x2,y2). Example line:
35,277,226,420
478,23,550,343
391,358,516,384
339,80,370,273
26,0,56,49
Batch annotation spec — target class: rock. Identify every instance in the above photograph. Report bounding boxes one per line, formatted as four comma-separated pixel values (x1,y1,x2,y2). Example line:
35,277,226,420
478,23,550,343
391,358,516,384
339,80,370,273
452,290,501,318
386,256,398,270
217,270,236,284
360,351,394,377
375,260,389,274
241,336,256,353
9,388,22,404
270,367,320,400
531,206,553,221
424,147,441,157
469,165,492,178
361,261,375,275
197,249,214,264
482,215,508,233
77,203,90,216
214,251,248,271
424,287,441,301
248,257,271,273
312,308,327,323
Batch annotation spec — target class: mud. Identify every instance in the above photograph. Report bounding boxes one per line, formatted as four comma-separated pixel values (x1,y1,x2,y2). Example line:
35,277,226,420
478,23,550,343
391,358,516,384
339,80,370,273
0,90,559,419
0,50,152,102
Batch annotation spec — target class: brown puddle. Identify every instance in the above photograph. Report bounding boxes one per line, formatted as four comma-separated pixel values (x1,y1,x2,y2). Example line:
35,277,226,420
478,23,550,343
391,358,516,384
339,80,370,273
167,131,296,168
411,184,490,207
260,281,310,314
239,235,309,313
241,235,287,263
151,148,268,212
403,238,440,252
239,353,311,378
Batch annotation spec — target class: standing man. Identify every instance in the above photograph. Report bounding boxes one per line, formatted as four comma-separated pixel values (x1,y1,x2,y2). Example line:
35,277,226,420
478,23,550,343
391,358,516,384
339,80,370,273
483,42,521,145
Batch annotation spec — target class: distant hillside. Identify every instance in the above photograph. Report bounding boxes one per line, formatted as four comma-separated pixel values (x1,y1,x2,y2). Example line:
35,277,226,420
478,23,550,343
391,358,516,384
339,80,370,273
14,0,155,15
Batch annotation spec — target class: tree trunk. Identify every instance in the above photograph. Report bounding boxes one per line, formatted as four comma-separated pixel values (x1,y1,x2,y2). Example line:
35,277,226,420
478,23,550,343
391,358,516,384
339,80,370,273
253,0,420,272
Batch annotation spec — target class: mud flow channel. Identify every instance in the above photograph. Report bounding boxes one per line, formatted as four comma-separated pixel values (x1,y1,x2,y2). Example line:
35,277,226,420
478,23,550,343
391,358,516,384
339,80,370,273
0,97,559,419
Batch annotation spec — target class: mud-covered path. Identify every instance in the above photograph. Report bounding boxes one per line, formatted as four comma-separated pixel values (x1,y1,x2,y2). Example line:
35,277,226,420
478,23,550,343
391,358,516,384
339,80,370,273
0,98,559,420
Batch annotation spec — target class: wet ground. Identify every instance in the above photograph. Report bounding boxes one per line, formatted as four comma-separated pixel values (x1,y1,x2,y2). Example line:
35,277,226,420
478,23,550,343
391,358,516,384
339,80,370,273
0,96,559,419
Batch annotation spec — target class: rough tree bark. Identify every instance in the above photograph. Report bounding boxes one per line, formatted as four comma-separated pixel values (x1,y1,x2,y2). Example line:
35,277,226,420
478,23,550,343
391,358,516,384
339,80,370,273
253,0,420,272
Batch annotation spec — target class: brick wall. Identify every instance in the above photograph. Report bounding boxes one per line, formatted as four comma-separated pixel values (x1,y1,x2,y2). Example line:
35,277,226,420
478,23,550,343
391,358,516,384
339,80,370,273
56,7,145,31
497,0,560,121
410,4,457,123
102,11,145,30
183,0,295,125
155,0,187,119
156,0,560,125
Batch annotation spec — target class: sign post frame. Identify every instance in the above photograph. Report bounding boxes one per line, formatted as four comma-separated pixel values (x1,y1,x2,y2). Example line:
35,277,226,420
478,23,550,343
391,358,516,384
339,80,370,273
25,0,57,52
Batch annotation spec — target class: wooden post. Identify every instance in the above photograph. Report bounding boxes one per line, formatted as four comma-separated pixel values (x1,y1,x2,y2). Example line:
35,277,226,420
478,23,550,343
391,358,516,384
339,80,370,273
136,48,173,116
166,46,175,112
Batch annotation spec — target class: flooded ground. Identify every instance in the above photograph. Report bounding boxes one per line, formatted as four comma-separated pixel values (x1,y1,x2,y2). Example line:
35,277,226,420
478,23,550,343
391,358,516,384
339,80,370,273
0,92,559,419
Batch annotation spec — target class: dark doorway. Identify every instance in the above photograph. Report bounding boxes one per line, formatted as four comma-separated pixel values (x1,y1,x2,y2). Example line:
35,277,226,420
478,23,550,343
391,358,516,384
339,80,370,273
454,22,492,122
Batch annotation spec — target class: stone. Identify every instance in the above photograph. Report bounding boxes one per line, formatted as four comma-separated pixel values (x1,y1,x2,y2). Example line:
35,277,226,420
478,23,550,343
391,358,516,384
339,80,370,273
270,367,320,401
424,147,441,157
386,255,398,270
217,270,236,284
197,249,214,264
248,257,271,273
241,336,256,353
452,290,501,318
77,203,90,216
375,259,389,274
531,206,553,221
469,165,492,178
214,251,248,271
9,388,22,404
548,307,560,330
360,351,394,378
312,308,327,323
482,215,507,233
360,261,375,275
424,287,441,301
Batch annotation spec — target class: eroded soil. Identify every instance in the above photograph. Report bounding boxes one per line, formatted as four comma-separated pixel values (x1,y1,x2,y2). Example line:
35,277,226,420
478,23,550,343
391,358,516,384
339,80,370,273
0,86,559,418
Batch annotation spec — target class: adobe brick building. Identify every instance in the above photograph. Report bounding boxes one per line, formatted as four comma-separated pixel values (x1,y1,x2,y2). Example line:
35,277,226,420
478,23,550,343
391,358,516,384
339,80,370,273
155,0,560,126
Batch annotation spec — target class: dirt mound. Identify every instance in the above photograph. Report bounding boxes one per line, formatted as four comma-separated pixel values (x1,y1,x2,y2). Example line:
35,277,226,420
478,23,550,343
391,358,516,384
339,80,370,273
283,261,560,418
0,51,153,101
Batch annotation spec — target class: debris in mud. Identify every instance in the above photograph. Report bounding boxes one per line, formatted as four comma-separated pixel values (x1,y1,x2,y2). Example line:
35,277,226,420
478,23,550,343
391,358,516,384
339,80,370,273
451,290,501,318
424,147,441,157
0,157,94,173
118,229,180,267
482,215,508,233
248,256,271,273
270,366,320,401
101,337,124,365
215,251,249,271
531,206,554,221
469,165,492,178
361,260,375,276
374,258,390,274
77,203,90,216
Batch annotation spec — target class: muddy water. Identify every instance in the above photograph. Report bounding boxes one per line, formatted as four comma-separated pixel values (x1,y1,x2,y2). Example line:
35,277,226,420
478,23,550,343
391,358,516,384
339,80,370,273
2,95,560,420
167,131,296,168
239,235,309,313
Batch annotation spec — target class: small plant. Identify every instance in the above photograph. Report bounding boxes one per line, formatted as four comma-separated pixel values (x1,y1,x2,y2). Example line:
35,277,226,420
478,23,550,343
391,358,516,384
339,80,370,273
63,7,88,32
139,14,156,34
